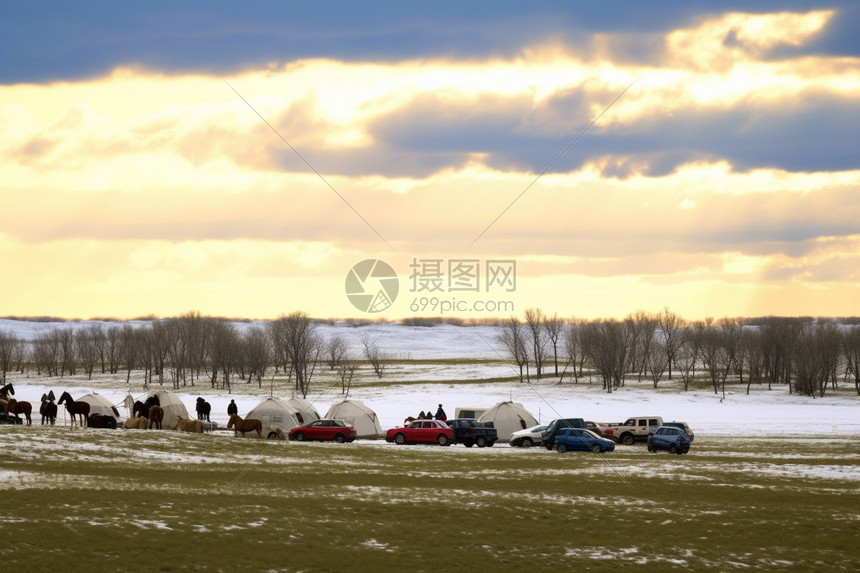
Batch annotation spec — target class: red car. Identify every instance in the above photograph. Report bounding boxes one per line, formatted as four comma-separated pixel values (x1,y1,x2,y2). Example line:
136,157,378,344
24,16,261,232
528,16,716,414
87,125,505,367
386,419,454,446
288,419,357,443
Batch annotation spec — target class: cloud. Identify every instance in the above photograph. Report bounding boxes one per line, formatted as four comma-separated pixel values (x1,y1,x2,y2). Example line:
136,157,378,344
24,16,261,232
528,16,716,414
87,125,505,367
4,1,858,83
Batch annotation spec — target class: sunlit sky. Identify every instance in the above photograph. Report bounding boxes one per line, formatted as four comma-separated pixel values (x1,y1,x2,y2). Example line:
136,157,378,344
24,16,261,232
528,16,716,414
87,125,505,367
1,1,858,320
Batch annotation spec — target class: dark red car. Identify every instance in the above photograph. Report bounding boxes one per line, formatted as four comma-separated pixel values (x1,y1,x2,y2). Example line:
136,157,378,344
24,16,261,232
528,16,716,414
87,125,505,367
386,419,454,445
288,419,357,443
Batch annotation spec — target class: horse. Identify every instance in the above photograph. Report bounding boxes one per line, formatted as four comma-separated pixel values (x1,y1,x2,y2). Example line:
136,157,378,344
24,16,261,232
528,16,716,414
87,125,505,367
87,413,117,429
58,391,90,427
174,418,203,433
148,405,164,430
6,399,32,425
0,383,13,398
40,393,57,425
227,414,262,438
195,397,211,422
132,401,150,419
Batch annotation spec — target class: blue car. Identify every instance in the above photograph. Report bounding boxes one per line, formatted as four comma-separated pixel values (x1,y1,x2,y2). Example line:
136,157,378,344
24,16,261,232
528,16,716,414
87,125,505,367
554,428,616,453
647,426,691,454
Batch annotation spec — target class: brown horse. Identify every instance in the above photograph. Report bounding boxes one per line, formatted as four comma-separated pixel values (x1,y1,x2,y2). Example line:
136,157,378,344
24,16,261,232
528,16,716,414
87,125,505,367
148,405,164,429
227,414,262,438
58,391,90,427
40,393,57,425
6,399,32,426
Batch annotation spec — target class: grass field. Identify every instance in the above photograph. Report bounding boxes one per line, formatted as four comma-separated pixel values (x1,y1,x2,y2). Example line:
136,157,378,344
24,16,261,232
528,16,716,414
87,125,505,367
2,426,858,572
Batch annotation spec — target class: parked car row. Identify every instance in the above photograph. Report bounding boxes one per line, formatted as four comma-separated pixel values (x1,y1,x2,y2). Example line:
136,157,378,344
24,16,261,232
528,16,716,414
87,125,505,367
506,416,695,455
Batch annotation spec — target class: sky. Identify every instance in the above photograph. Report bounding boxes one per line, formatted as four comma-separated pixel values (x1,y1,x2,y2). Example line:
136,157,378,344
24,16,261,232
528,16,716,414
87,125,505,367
1,1,859,321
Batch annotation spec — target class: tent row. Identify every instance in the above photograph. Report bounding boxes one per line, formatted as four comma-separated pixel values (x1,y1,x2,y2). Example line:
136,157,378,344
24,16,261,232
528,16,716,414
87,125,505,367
61,391,539,441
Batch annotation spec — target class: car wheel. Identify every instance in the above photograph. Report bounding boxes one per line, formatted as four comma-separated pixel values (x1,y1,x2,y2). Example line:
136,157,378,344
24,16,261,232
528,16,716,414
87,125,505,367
394,433,407,445
521,438,533,448
463,440,474,448
591,444,601,453
621,434,635,446
334,434,345,443
267,431,278,440
647,443,654,452
476,436,487,448
437,434,449,446
557,443,567,453
487,440,494,447
295,431,305,442
669,444,678,454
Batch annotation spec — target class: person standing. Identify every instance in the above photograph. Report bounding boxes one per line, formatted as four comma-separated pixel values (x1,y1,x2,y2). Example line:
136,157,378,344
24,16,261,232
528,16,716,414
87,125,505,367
435,404,447,421
227,399,238,416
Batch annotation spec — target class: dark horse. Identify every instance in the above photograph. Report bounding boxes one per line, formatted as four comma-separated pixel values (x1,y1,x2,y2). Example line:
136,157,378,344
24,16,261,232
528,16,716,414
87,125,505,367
195,397,211,422
40,393,57,425
6,399,32,426
58,391,90,427
148,405,164,430
227,414,262,438
88,413,117,429
0,383,13,398
133,395,161,419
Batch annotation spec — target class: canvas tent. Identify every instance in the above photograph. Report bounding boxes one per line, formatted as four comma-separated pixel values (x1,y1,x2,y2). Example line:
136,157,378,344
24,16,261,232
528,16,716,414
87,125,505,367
325,400,383,439
286,398,321,425
478,401,538,441
244,397,304,439
140,390,191,429
78,393,121,421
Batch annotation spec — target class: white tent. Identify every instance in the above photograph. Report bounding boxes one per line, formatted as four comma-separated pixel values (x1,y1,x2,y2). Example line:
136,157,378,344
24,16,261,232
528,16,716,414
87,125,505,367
478,401,538,441
245,397,303,439
78,393,120,421
287,398,321,425
325,400,383,439
141,390,191,429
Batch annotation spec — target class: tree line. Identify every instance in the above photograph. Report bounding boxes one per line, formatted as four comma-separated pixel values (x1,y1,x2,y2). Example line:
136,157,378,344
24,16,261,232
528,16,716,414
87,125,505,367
3,309,859,399
0,311,385,398
497,308,860,397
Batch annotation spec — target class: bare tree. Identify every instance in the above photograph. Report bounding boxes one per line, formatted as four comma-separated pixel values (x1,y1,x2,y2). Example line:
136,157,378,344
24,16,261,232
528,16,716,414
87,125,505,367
676,326,700,391
326,335,348,370
0,330,20,383
645,340,669,388
106,325,123,374
362,335,387,378
524,308,546,379
580,319,630,393
75,325,101,380
498,316,529,383
269,312,322,398
628,310,659,383
122,324,140,384
543,313,565,376
243,326,270,388
842,326,860,396
208,320,239,391
794,322,841,397
742,327,766,394
658,307,685,379
338,356,358,395
564,319,587,383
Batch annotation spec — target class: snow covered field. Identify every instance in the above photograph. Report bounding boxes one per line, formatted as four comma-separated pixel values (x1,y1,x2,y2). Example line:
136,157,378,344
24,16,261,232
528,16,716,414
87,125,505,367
2,319,858,438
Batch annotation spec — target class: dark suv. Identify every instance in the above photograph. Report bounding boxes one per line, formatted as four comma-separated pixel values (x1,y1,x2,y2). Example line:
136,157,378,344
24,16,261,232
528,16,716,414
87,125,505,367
541,418,585,450
661,422,694,442
647,426,691,454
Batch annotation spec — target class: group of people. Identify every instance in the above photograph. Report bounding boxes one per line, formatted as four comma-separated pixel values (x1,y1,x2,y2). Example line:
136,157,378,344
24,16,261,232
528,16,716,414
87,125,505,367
417,404,446,421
